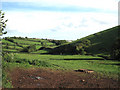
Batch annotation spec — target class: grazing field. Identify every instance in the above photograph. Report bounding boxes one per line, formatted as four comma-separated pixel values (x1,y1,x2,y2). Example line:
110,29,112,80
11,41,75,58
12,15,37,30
2,26,120,88
4,53,120,78
2,53,120,88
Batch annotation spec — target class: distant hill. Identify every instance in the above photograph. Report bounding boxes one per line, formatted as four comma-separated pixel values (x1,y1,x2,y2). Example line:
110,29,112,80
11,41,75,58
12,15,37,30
50,26,120,55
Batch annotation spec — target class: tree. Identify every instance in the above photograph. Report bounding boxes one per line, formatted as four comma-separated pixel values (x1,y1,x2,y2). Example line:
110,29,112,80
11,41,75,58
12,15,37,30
75,43,86,55
0,10,8,35
75,39,91,55
25,37,28,39
110,38,120,60
21,45,36,53
51,40,67,45
5,43,9,49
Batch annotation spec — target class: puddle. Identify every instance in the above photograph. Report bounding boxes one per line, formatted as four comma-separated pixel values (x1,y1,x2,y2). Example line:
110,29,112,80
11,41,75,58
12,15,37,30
36,76,44,80
29,76,44,80
74,69,94,73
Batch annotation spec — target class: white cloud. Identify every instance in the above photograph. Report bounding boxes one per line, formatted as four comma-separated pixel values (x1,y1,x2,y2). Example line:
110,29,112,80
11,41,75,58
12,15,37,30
5,10,117,40
6,11,60,33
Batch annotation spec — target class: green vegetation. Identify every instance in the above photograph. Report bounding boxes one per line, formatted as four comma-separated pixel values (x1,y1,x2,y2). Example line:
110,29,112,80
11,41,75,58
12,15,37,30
0,10,8,35
2,25,120,88
3,53,120,79
50,38,91,55
50,26,119,56
79,26,120,55
110,38,120,60
20,45,36,53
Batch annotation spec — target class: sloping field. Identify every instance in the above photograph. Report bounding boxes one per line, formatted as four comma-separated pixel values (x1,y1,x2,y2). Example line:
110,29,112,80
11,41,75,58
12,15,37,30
79,25,120,54
51,26,120,55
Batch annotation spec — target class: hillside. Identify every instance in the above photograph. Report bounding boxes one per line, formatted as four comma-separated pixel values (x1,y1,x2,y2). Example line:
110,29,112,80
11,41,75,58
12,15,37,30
2,37,55,53
2,25,119,55
50,25,120,55
75,25,119,55
2,37,69,54
2,26,120,88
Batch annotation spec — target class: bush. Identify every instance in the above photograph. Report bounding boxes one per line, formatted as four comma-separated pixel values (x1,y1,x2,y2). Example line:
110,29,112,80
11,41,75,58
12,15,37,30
3,53,16,62
98,55,111,60
29,59,39,65
28,59,51,67
21,45,36,53
110,38,120,60
49,39,91,55
51,40,67,45
15,58,29,63
38,61,51,67
75,39,91,55
4,44,9,49
5,37,14,42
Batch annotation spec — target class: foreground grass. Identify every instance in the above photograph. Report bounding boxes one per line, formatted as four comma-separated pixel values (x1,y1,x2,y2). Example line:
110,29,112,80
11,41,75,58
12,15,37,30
2,53,119,88
14,53,120,78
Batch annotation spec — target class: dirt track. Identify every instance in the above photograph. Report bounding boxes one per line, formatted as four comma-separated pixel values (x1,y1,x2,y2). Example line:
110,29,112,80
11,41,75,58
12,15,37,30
7,68,119,88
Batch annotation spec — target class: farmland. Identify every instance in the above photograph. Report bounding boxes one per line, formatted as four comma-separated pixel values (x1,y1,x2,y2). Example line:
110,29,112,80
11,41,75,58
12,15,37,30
1,26,120,88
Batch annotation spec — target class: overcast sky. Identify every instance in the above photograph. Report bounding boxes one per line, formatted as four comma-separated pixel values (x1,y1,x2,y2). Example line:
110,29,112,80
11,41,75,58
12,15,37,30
1,0,118,40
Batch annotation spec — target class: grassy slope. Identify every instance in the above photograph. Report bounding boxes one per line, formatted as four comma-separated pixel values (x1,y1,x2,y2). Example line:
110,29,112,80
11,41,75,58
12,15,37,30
76,25,120,55
2,38,55,53
52,26,119,55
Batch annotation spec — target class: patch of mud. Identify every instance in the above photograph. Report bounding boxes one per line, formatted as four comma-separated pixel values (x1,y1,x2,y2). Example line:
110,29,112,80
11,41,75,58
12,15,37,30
74,69,94,73
7,68,119,88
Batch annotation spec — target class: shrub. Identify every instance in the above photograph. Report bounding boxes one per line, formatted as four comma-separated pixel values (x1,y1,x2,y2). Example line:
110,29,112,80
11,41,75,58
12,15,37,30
98,55,111,60
50,39,91,55
15,58,29,63
75,39,91,55
21,45,36,53
3,53,15,62
29,59,39,65
51,40,67,45
38,61,51,67
28,59,51,67
4,44,9,49
110,38,120,60
5,37,14,42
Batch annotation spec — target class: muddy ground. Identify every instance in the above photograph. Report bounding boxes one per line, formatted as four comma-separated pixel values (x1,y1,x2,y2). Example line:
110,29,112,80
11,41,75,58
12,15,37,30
6,68,120,88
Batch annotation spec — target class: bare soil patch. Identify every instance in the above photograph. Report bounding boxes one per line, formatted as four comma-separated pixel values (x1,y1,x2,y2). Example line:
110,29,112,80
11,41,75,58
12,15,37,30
7,68,119,88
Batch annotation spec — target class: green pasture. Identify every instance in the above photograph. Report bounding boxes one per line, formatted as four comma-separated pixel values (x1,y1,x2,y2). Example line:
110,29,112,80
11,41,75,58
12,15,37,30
13,39,41,45
31,50,48,54
2,39,14,45
6,53,119,79
2,49,17,52
2,45,22,50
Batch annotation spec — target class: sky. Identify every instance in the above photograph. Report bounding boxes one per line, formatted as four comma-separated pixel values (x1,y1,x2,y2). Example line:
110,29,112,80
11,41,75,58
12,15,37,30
1,0,119,40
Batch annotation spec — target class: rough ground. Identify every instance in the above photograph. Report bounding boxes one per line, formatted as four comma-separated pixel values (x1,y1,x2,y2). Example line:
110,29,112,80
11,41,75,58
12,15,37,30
7,68,119,88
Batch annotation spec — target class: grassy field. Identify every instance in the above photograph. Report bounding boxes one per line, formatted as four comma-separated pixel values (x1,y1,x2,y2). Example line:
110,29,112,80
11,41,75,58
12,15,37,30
13,39,41,45
1,26,120,88
4,53,120,79
2,39,15,45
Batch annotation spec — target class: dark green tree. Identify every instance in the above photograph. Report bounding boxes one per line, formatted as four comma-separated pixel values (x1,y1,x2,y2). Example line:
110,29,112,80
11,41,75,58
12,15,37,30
25,37,28,39
0,10,8,35
110,38,120,60
75,39,91,55
5,43,9,49
14,43,16,49
75,43,86,55
21,45,36,53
